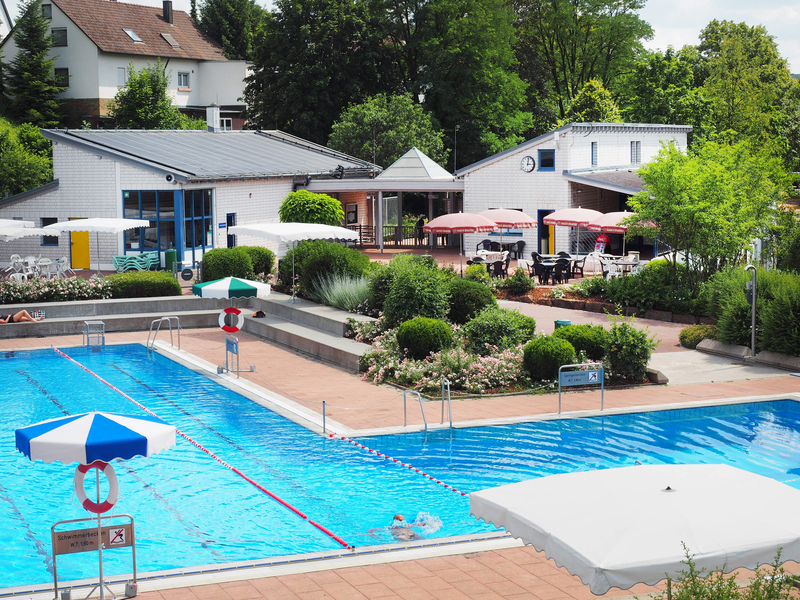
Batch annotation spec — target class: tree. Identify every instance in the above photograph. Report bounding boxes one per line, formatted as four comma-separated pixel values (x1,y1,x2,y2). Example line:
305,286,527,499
279,190,345,226
328,93,448,168
514,0,652,119
627,140,790,291
242,0,391,144
617,47,711,138
199,0,264,60
1,0,65,127
0,118,53,197
110,61,203,130
558,79,622,125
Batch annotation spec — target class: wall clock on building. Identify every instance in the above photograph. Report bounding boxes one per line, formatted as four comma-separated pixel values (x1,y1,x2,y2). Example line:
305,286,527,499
520,156,536,172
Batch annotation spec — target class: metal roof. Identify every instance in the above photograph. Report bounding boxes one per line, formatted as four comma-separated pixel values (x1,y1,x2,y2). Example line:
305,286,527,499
564,167,645,195
376,147,454,180
42,129,378,182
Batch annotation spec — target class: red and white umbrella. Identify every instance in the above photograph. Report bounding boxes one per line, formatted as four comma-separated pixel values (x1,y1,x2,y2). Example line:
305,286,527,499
477,208,537,229
543,207,603,255
423,213,498,275
587,212,657,255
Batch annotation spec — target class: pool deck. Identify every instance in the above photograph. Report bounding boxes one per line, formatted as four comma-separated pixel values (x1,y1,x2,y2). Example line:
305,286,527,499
4,316,800,600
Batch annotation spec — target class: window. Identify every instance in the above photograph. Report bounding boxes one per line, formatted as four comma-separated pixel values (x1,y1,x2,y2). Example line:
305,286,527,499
122,190,182,253
221,118,233,131
591,141,598,166
122,28,143,43
184,189,214,263
54,68,69,88
51,28,67,46
538,149,555,171
161,33,180,48
177,72,190,88
41,218,59,246
41,3,52,18
631,141,641,164
117,67,129,87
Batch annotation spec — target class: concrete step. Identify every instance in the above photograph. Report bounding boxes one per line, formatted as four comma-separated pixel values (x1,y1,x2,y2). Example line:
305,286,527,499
0,310,221,339
242,312,370,372
252,292,376,337
0,296,232,319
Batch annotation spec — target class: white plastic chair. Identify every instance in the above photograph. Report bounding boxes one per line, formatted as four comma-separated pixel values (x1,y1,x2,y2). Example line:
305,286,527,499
54,257,75,278
37,258,54,279
605,261,623,280
8,272,26,282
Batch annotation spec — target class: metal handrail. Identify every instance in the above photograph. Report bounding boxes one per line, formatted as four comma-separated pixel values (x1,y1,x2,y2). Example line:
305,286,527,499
403,389,427,431
147,316,181,350
441,378,452,427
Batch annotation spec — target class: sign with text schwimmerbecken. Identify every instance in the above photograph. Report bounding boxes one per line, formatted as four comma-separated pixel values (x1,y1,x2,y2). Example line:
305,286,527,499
560,370,600,387
53,524,133,556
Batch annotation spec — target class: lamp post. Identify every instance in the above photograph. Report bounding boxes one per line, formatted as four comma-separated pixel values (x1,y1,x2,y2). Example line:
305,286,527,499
453,125,459,172
744,264,757,358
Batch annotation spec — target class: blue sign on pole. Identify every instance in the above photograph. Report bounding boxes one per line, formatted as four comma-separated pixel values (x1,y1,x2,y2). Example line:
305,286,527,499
559,370,600,387
226,337,238,355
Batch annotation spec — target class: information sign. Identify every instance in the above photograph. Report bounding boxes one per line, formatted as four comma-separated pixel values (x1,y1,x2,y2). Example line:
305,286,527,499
53,524,133,556
226,336,238,355
559,370,600,387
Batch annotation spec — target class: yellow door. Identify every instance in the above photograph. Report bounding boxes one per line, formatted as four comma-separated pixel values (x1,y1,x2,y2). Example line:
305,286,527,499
70,219,90,269
548,224,555,253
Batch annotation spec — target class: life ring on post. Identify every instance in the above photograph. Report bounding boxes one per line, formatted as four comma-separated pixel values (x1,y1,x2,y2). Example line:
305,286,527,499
73,460,119,514
219,306,244,333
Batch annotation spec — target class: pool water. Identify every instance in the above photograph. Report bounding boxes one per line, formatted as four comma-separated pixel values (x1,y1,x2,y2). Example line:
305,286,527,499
1,344,800,589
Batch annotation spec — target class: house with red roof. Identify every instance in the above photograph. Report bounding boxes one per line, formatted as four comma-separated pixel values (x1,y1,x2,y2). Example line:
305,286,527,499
0,0,249,128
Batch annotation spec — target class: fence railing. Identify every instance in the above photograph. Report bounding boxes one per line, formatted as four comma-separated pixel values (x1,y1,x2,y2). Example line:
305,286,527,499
345,225,456,248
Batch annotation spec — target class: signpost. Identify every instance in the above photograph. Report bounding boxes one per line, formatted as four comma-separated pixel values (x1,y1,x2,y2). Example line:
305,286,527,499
558,362,604,413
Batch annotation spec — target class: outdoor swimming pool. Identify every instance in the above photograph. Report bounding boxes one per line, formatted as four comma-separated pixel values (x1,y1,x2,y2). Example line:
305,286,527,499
2,344,800,590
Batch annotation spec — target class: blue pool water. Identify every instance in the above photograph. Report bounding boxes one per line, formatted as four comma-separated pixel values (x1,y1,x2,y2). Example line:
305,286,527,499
1,344,800,589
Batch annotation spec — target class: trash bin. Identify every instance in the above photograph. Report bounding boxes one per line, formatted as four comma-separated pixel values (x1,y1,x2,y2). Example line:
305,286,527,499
554,319,571,329
164,249,177,273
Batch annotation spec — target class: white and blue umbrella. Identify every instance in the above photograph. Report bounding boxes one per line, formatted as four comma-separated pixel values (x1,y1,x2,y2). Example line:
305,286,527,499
16,411,176,465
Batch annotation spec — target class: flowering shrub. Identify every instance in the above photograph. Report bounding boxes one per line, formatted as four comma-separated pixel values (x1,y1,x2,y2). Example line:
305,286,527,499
0,277,112,304
346,316,386,343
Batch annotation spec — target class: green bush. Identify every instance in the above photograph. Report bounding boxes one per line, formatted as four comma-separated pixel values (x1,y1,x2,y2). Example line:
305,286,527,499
389,253,438,272
106,271,183,298
202,247,254,281
678,324,717,349
446,278,497,324
240,246,275,276
716,293,756,347
700,268,754,320
604,260,696,313
571,275,608,298
367,263,395,312
301,243,371,299
522,335,575,381
311,273,370,311
396,317,453,360
502,267,534,295
383,267,449,327
760,277,800,357
464,262,492,286
553,324,608,360
464,307,537,355
278,190,344,225
604,315,657,382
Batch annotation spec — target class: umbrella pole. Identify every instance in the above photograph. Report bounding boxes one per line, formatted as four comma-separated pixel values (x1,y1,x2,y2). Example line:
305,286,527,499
290,241,297,305
96,468,106,600
95,231,101,277
460,234,463,277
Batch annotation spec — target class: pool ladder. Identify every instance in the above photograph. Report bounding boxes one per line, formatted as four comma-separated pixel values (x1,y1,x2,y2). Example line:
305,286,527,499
147,316,181,351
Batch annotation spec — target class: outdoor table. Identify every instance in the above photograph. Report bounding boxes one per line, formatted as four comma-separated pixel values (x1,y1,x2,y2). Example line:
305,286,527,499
475,250,506,262
611,259,640,275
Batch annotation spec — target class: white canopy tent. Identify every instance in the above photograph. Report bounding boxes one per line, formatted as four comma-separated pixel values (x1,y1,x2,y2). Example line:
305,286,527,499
0,219,35,228
228,222,359,302
44,218,151,275
0,227,51,242
471,464,800,595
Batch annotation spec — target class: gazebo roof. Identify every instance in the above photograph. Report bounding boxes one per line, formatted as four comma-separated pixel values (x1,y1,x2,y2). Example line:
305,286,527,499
377,148,454,180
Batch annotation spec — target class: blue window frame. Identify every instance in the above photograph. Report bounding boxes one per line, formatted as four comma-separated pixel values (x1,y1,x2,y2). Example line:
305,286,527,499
538,149,555,171
183,189,214,264
122,190,177,253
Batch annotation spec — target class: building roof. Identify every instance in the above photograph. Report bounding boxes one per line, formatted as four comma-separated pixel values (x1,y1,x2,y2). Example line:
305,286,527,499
377,147,454,180
42,129,378,183
51,0,227,61
0,0,12,39
563,167,645,195
455,123,693,177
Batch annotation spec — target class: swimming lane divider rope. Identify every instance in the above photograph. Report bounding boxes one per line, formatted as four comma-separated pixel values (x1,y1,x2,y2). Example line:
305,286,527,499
329,432,469,497
51,347,351,550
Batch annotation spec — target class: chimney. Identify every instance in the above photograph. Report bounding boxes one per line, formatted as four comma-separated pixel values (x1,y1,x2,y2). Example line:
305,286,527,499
163,0,173,25
206,104,221,132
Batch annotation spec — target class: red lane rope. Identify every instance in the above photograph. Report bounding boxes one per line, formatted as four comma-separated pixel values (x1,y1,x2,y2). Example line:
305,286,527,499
53,347,351,549
329,432,469,497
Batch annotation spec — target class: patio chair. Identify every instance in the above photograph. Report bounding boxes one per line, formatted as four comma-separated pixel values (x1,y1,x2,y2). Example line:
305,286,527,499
530,251,543,263
5,254,24,277
553,259,570,284
572,255,586,278
512,240,526,259
605,261,623,280
557,251,571,258
490,260,508,278
477,239,492,252
531,262,549,285
8,272,26,282
489,241,501,252
53,257,75,278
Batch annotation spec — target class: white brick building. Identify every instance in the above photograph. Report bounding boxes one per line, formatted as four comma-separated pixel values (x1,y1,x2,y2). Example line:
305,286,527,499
0,128,377,271
457,123,691,257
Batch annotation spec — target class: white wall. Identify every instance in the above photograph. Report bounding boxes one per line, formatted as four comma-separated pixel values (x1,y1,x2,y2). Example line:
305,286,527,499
196,61,249,106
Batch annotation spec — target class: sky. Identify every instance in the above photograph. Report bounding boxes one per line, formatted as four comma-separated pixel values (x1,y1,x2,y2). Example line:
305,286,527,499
4,0,799,72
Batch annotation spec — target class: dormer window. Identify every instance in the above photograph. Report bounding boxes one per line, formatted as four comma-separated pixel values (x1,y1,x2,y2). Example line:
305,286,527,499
123,28,143,43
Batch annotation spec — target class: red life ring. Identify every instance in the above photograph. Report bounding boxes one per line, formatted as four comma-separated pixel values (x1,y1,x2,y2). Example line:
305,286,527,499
219,307,244,333
73,460,119,514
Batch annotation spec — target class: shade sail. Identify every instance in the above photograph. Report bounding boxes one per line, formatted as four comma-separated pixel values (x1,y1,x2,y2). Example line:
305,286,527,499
0,227,51,242
43,218,151,234
542,207,602,227
0,219,35,228
423,213,498,234
16,411,176,465
192,276,271,299
477,209,537,229
471,464,800,595
228,222,359,244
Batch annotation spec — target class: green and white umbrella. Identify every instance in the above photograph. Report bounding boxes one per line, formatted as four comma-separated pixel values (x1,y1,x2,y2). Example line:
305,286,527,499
192,276,271,299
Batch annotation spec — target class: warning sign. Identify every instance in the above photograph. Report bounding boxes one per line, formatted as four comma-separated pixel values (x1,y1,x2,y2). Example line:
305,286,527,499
53,524,133,556
559,370,601,387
